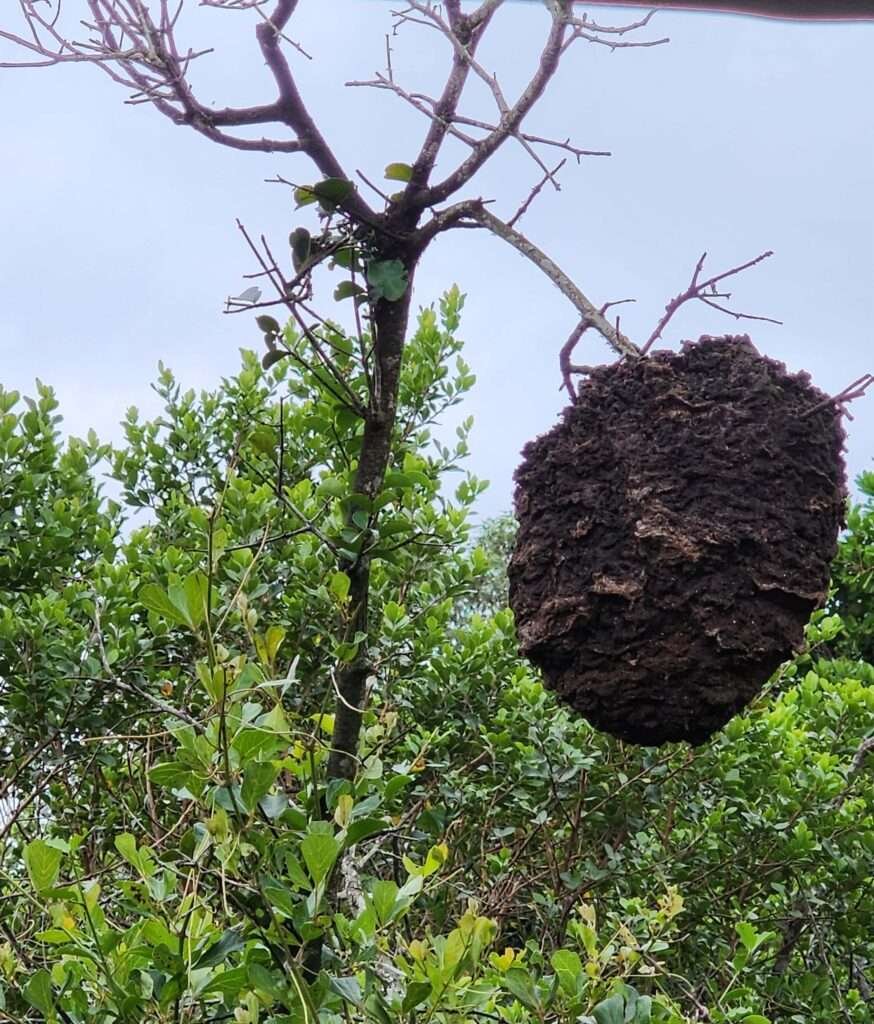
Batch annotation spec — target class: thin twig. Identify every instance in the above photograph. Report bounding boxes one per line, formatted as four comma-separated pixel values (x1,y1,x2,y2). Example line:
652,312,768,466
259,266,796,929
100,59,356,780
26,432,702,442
641,250,778,356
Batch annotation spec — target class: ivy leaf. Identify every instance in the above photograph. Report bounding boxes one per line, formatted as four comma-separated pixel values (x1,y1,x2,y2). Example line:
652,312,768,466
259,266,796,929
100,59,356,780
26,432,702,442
367,259,408,302
384,162,414,182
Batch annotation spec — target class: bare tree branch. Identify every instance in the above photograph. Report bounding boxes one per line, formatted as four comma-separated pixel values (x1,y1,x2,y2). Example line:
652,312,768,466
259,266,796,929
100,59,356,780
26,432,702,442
640,250,779,355
412,3,570,209
426,200,640,359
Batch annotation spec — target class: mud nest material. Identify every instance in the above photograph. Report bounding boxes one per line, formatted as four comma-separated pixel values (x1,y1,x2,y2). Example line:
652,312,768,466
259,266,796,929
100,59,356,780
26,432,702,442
509,335,846,746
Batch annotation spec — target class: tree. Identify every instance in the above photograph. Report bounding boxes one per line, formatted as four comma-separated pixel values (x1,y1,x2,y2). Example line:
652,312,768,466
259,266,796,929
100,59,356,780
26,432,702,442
1,2,872,1021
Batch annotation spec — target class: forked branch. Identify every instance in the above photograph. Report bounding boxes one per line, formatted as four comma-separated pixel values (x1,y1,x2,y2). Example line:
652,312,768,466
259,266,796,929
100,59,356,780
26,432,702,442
641,250,781,356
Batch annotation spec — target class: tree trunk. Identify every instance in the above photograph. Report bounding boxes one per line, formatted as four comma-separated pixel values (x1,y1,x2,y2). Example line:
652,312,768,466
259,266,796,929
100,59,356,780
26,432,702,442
326,256,417,782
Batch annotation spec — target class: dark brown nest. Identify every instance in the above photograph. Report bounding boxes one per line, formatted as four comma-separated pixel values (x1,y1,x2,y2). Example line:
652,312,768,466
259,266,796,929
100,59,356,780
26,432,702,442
508,335,846,746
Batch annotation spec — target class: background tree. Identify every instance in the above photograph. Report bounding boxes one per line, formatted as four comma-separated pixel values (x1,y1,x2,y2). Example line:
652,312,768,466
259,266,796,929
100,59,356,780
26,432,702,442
1,343,872,1023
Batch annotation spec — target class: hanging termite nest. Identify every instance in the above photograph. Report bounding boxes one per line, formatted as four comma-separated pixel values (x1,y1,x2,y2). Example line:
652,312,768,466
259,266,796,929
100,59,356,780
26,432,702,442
508,335,847,746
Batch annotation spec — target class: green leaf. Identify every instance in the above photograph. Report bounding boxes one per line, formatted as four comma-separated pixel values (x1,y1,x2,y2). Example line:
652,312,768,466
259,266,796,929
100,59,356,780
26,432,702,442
241,762,279,810
261,875,298,916
114,833,142,872
633,995,652,1024
149,761,194,790
294,186,318,208
329,975,363,1006
402,981,432,1013
351,509,370,531
333,247,358,270
35,929,73,945
260,793,290,819
316,476,346,499
201,966,248,998
193,929,245,970
140,583,188,627
248,962,288,1002
367,259,409,302
301,832,340,885
550,949,583,996
23,840,62,893
370,879,398,924
232,727,283,761
181,571,209,629
311,177,355,211
345,816,388,847
262,349,286,370
503,968,541,1010
593,993,625,1024
265,625,286,663
290,227,312,271
334,281,366,302
23,970,54,1016
256,315,281,335
383,471,415,491
329,571,351,603
384,162,413,182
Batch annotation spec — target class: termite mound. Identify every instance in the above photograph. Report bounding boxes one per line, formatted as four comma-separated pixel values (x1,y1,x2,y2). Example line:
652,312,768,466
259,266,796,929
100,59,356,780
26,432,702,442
509,335,846,745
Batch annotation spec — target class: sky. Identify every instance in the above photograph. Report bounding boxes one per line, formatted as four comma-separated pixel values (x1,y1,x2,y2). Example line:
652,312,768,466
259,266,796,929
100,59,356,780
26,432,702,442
0,2,871,520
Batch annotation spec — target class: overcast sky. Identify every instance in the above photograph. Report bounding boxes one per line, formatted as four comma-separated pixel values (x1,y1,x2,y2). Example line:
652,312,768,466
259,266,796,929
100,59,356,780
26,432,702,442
0,3,871,518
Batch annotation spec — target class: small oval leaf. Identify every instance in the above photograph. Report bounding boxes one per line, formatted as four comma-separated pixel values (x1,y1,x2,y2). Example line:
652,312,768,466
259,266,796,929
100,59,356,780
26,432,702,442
256,315,281,335
262,349,287,370
334,281,366,302
384,162,414,183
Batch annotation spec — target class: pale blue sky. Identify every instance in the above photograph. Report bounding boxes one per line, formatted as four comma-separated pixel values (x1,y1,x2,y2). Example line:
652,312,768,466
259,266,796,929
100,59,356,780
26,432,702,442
1,3,871,517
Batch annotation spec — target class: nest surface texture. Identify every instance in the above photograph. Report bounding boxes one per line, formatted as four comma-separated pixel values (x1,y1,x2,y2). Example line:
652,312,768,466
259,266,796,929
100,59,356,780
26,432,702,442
509,335,846,745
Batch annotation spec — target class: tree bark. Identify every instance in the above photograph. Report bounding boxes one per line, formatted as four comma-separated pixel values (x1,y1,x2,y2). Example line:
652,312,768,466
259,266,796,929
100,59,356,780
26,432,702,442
326,252,417,782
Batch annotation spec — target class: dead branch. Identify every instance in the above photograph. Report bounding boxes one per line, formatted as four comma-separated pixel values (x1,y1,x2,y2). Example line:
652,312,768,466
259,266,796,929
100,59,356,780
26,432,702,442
559,298,636,399
641,250,780,355
450,203,641,359
802,374,874,421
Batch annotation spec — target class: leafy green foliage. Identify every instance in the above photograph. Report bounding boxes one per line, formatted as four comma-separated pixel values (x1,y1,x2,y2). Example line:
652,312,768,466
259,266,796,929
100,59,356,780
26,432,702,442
830,471,874,661
0,296,871,1023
